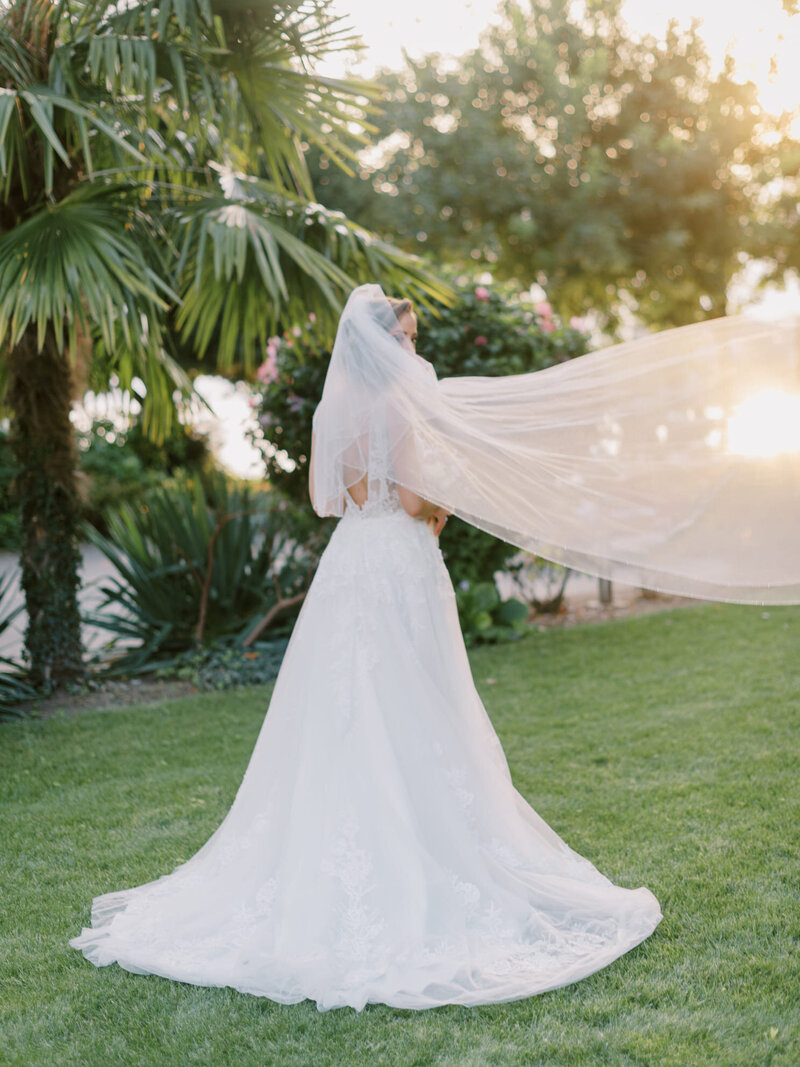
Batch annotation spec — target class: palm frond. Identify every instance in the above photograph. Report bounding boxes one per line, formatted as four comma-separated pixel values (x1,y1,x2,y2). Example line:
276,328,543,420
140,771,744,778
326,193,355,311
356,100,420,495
0,182,173,358
216,10,378,195
107,0,214,41
2,1,380,203
52,24,198,114
92,331,197,442
0,20,36,85
231,63,381,193
0,84,173,197
171,175,453,370
0,0,453,424
213,0,361,67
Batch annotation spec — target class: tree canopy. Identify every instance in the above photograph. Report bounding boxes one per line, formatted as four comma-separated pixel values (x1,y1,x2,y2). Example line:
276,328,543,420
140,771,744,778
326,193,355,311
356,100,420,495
311,0,799,329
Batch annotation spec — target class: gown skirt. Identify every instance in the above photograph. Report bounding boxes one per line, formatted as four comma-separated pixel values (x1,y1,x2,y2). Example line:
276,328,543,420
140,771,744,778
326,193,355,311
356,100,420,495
69,496,662,1011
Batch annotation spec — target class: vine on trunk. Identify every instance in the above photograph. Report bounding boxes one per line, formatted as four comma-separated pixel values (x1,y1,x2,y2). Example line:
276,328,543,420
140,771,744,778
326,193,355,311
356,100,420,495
7,329,85,689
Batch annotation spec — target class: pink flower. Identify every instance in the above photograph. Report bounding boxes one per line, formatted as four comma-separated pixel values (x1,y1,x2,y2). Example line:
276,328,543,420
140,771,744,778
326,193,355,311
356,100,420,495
540,320,556,333
569,316,589,332
475,335,488,346
288,392,303,414
534,301,553,319
291,326,302,338
308,312,317,323
256,351,279,384
475,286,491,301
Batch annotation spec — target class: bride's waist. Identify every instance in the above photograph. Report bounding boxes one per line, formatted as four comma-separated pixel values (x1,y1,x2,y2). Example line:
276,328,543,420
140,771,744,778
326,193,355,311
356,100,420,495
342,500,414,523
338,504,437,546
317,506,447,591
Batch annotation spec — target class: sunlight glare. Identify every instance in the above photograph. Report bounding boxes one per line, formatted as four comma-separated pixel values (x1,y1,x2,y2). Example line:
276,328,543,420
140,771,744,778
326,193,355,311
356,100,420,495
726,389,800,457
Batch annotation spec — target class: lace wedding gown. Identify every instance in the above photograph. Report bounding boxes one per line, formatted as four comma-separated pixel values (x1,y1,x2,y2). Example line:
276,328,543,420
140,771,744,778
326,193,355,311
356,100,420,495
70,488,662,1011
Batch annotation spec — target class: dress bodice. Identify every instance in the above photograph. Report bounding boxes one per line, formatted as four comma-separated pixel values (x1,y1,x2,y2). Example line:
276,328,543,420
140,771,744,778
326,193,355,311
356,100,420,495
343,483,407,521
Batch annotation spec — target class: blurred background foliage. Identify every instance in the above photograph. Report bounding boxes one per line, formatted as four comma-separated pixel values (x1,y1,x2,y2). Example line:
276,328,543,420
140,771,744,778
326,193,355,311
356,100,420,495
77,418,213,536
3,0,800,707
309,0,800,330
0,417,214,549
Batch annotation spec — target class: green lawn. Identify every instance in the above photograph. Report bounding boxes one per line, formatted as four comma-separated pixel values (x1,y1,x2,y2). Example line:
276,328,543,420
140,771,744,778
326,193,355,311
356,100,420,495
1,604,799,1067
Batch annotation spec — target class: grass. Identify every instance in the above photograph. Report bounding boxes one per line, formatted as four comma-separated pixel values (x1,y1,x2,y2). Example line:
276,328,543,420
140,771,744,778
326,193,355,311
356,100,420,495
1,602,799,1067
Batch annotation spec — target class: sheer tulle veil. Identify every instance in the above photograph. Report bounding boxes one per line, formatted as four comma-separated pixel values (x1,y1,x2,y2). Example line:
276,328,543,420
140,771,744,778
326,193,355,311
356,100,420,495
312,284,800,604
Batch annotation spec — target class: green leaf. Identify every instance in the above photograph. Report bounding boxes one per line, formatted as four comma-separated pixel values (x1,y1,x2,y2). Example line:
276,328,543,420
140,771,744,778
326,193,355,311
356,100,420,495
0,88,18,176
496,599,529,625
172,179,452,369
20,89,71,185
0,184,170,359
472,582,500,614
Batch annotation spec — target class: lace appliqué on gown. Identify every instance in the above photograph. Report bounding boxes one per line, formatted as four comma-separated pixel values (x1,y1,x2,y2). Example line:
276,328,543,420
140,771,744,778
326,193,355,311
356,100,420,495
69,487,662,1011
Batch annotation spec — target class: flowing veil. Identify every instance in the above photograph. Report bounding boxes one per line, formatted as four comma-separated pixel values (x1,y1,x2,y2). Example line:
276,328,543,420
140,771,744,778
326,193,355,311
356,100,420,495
312,285,800,604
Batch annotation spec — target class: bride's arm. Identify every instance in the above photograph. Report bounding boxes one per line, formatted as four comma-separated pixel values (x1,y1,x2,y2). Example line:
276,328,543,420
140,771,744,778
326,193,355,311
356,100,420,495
393,422,450,534
397,485,449,536
397,485,438,519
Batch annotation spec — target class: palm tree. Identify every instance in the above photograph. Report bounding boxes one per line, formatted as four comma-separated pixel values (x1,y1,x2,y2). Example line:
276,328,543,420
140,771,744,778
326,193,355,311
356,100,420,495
0,0,448,690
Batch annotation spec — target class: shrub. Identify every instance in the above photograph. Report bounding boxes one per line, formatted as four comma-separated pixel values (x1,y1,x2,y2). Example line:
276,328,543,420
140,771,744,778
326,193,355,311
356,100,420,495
154,636,289,691
0,572,36,720
500,555,573,615
455,580,529,647
78,418,212,534
246,324,327,509
86,471,321,674
416,284,589,379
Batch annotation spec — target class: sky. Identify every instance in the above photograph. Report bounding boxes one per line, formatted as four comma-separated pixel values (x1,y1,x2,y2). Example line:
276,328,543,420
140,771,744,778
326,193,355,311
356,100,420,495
324,0,800,118
152,1,800,479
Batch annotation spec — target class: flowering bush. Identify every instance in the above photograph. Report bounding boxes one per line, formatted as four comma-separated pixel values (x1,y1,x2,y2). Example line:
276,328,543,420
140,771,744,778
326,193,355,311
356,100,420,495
247,313,332,508
416,284,589,380
247,284,590,587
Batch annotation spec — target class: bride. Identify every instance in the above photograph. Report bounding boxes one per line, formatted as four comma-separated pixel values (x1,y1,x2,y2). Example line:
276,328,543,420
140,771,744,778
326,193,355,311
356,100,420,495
70,284,667,1011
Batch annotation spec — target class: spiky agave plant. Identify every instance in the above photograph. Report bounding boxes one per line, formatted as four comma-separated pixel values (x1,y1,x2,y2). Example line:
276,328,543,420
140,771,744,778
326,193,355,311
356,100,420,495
0,571,37,719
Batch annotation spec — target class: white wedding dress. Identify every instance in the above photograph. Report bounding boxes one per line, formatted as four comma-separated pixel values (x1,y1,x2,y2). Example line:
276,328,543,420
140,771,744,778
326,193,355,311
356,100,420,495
70,487,662,1011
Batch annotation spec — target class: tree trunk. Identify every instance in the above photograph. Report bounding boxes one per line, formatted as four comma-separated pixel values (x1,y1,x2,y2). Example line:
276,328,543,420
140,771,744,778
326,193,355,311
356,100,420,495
7,327,85,689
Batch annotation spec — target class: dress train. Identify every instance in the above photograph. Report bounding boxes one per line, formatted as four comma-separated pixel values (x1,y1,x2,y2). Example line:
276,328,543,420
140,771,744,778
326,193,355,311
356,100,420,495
70,494,661,1011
